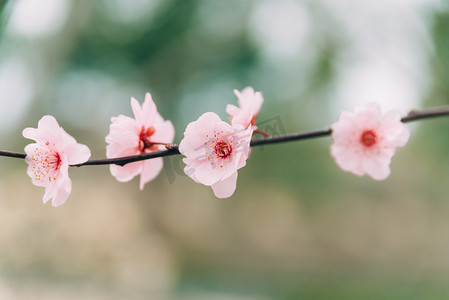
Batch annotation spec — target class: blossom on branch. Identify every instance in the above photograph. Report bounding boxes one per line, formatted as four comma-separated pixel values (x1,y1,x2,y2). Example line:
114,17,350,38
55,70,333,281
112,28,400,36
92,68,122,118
226,87,264,128
330,102,410,180
23,115,91,206
179,112,253,198
106,93,175,189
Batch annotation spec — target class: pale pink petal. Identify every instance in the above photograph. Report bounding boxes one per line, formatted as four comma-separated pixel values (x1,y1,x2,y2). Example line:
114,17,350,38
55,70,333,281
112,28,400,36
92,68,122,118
239,87,264,113
150,120,175,145
37,115,63,139
50,184,71,207
190,160,226,186
195,112,222,130
110,162,143,182
140,92,157,127
179,113,222,158
182,121,207,146
59,127,78,149
130,97,143,126
226,104,240,116
233,89,245,107
240,86,255,98
252,91,264,113
106,107,157,158
23,116,62,145
66,143,92,165
179,135,206,159
182,158,202,183
379,110,410,147
139,157,163,190
40,162,70,206
211,171,238,198
394,126,410,147
106,136,139,151
231,109,253,128
22,127,43,143
48,164,72,207
109,115,140,135
219,156,242,180
331,147,364,176
381,109,402,124
106,143,139,158
363,157,391,180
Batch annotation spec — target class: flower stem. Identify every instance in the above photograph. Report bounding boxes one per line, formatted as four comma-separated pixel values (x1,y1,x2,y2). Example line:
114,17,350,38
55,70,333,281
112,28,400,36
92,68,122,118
253,128,271,138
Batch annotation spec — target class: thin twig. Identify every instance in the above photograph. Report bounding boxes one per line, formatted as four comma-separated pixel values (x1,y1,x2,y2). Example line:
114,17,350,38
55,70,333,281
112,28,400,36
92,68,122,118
0,150,26,159
401,106,449,123
2,105,449,167
76,147,181,167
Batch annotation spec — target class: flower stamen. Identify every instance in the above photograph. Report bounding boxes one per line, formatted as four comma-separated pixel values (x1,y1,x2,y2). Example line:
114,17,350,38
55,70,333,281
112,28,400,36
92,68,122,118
360,130,377,147
214,141,232,159
139,126,158,152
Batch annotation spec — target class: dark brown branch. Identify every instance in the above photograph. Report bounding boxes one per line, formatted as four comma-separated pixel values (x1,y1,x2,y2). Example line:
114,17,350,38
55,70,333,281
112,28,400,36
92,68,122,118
249,128,332,147
401,106,449,123
0,150,26,159
75,147,181,167
2,105,449,167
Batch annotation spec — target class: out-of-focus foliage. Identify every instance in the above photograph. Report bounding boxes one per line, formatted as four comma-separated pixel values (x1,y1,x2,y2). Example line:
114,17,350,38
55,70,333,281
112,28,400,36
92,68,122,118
0,0,449,299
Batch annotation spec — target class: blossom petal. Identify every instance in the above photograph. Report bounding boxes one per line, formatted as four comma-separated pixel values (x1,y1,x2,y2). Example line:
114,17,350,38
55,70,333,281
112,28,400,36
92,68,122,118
130,97,143,126
191,160,227,186
66,143,91,165
139,157,163,190
363,156,391,180
211,171,238,198
226,104,240,116
41,162,71,207
140,92,158,127
23,115,62,145
110,162,143,182
179,112,222,158
151,120,175,145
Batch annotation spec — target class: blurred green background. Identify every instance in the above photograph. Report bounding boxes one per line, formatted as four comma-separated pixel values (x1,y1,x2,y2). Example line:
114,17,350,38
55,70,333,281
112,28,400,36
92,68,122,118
0,0,449,299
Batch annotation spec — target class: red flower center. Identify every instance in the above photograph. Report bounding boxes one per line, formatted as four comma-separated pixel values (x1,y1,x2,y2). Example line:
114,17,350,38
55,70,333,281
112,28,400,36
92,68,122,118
214,141,232,159
139,126,157,152
44,141,62,170
47,152,61,170
360,130,377,147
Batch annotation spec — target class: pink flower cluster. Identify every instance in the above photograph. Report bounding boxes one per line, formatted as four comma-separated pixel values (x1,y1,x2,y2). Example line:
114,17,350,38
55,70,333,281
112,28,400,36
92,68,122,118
21,87,412,207
22,88,262,205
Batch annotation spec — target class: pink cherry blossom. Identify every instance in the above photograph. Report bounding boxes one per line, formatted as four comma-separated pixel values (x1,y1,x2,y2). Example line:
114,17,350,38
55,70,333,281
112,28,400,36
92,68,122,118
330,102,410,180
105,93,175,189
226,87,264,128
23,115,91,207
179,112,253,198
